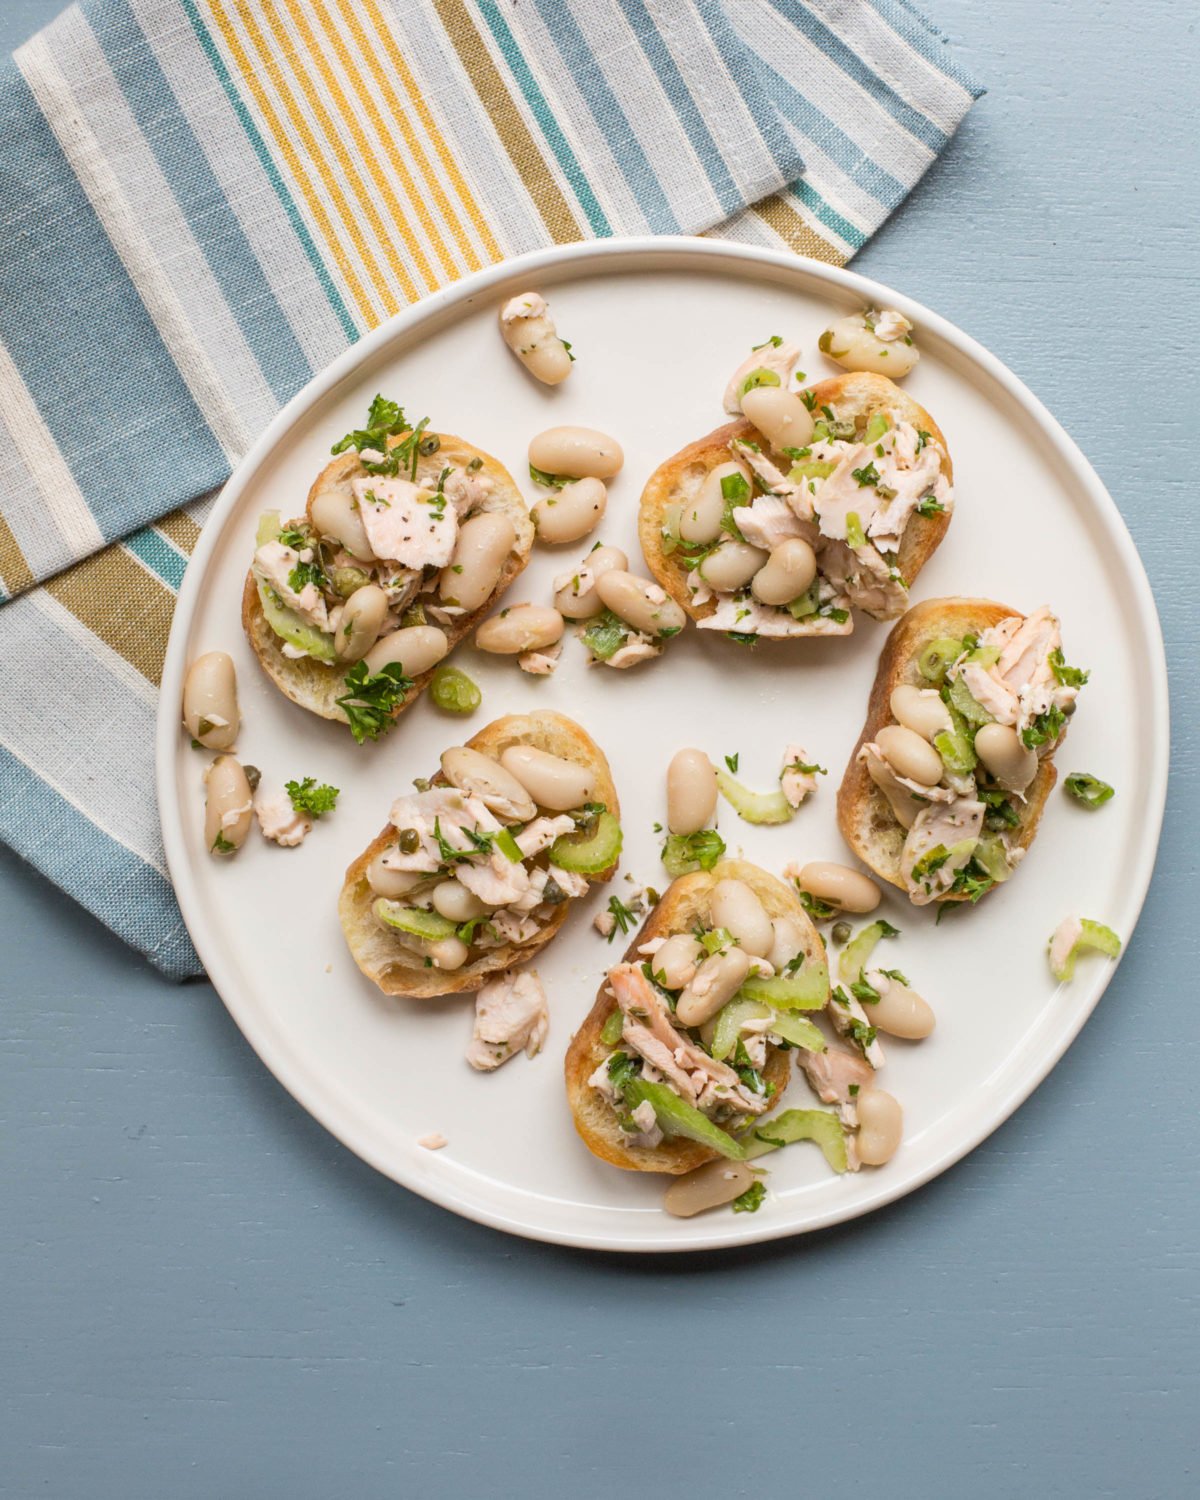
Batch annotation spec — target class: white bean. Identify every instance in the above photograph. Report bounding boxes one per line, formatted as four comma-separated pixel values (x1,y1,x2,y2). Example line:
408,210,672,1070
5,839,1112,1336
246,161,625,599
750,538,817,607
679,461,747,545
676,947,753,1027
334,583,389,662
856,1088,903,1165
595,570,686,637
499,292,572,385
366,855,425,900
740,385,815,453
500,745,595,812
532,477,607,546
362,625,449,678
820,312,919,378
475,604,565,655
974,723,1039,793
441,747,537,821
875,724,943,787
432,880,489,922
529,425,623,480
554,544,628,619
698,541,767,594
890,683,953,743
865,971,935,1039
795,862,881,914
664,1160,756,1218
182,651,239,750
427,936,470,971
440,512,516,613
768,915,807,972
649,933,705,990
204,756,253,856
709,880,774,958
310,483,375,561
667,748,717,836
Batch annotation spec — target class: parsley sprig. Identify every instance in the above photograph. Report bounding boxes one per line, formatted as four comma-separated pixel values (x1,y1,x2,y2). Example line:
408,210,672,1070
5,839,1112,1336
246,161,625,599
335,661,413,743
285,778,340,817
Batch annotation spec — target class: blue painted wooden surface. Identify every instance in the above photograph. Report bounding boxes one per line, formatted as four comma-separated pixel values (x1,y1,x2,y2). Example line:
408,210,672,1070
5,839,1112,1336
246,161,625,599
1,3,1195,1495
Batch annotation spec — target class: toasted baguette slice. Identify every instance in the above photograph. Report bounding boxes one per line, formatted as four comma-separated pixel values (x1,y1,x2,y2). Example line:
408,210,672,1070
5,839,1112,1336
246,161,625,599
837,598,1059,902
340,711,619,999
638,372,953,637
243,430,533,728
565,859,825,1174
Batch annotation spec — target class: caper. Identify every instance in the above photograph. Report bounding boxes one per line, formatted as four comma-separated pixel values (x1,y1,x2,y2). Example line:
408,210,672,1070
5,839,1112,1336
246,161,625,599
399,828,420,854
467,456,483,473
541,875,568,905
831,920,852,946
418,433,441,457
400,602,427,628
332,566,370,598
243,764,262,792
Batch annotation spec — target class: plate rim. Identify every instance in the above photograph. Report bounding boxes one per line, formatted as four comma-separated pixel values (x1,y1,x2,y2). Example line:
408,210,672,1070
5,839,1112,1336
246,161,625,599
155,235,1170,1252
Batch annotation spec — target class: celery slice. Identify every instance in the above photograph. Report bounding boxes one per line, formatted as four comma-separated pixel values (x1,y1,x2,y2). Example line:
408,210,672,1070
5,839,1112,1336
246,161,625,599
917,636,966,685
1048,918,1122,982
372,900,457,941
257,580,337,665
788,458,838,484
716,766,793,825
256,509,283,546
741,1109,849,1172
946,673,994,728
548,811,622,874
863,412,891,443
738,961,830,1011
621,1079,746,1160
600,1009,625,1047
838,919,900,984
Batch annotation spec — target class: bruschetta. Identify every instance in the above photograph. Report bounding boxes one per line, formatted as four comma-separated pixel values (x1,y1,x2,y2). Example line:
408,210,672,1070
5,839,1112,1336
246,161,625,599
638,371,952,642
243,397,533,739
837,598,1087,905
339,711,620,998
565,860,829,1173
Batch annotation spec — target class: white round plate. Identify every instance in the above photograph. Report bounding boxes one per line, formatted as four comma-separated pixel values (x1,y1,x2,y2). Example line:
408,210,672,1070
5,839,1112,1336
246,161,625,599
157,238,1168,1251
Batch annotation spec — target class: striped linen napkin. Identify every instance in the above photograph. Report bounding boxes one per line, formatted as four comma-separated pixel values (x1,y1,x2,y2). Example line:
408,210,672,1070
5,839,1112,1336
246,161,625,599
0,0,982,978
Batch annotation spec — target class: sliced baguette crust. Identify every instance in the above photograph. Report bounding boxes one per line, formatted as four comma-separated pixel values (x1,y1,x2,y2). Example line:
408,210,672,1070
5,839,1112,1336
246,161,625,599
243,431,534,726
837,598,1059,902
564,859,824,1175
339,711,619,999
637,372,953,637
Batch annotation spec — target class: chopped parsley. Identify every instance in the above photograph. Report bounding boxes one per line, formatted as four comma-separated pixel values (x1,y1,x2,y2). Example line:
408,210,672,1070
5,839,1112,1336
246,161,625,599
1065,772,1115,810
732,1180,767,1214
724,752,739,773
916,493,945,517
277,522,312,550
851,461,880,488
720,472,750,505
1049,647,1090,687
529,461,571,489
335,661,413,743
847,1018,878,1052
211,831,236,855
285,778,340,817
287,558,328,595
798,890,838,922
330,394,411,475
607,1051,641,1092
910,845,951,884
850,976,880,1006
1022,705,1067,749
752,335,784,350
947,859,995,903
915,429,931,452
981,788,1020,829
801,389,818,411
